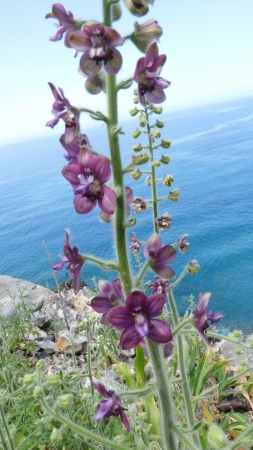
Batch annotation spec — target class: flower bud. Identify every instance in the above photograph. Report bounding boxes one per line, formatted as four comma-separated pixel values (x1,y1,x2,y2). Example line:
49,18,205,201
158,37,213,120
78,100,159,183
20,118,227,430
23,374,34,385
112,3,122,21
132,152,149,165
163,174,174,187
207,425,228,450
123,0,149,17
58,394,72,407
153,106,163,114
145,176,152,186
155,213,173,230
138,412,148,420
36,360,46,371
161,139,171,149
139,114,147,127
50,428,62,445
131,19,163,53
132,128,141,138
152,160,161,167
155,119,165,128
131,169,142,180
133,97,139,104
168,189,180,202
132,143,143,152
33,386,44,399
133,88,138,96
235,348,245,355
233,330,242,338
152,128,161,139
49,375,59,386
130,107,139,116
187,260,200,276
132,197,147,213
160,154,170,164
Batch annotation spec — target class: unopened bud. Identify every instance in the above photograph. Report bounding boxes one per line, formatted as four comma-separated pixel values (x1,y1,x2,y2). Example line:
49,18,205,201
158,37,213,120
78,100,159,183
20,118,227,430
207,425,228,450
132,128,141,138
160,154,170,164
33,386,44,399
132,143,143,152
139,114,147,127
187,260,200,276
163,174,174,187
152,160,161,167
161,139,171,149
153,106,163,114
36,360,45,371
133,97,139,104
58,394,72,407
50,428,62,445
132,152,149,165
145,176,152,186
130,19,163,53
130,107,139,116
133,88,138,96
24,374,34,385
168,189,180,201
112,3,122,21
49,375,59,386
131,169,142,180
155,119,164,128
123,0,149,17
235,348,245,355
138,412,148,420
152,128,161,139
233,330,242,338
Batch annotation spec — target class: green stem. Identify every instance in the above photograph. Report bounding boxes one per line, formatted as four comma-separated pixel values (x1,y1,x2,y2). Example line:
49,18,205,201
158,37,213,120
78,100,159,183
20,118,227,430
172,318,192,336
84,255,118,271
170,266,188,290
145,340,178,450
170,423,197,450
103,0,133,295
0,405,14,450
40,398,129,450
207,331,251,349
229,424,253,449
133,260,150,288
144,106,158,232
168,290,201,449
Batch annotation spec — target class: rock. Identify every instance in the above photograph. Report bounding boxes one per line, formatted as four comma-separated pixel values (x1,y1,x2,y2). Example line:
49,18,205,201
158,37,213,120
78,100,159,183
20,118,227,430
214,338,253,368
31,311,46,327
36,340,58,353
56,332,87,354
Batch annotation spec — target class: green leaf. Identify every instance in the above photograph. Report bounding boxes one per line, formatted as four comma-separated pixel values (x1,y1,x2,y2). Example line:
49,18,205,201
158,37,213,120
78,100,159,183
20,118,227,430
117,363,137,389
144,396,160,435
134,345,148,387
141,428,150,448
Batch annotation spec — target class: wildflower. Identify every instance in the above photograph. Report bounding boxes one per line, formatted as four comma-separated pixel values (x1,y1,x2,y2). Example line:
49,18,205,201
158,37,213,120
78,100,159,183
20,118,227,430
46,83,80,144
107,290,172,349
187,260,200,275
192,293,223,345
132,197,147,213
51,231,84,293
155,213,173,231
92,381,130,431
134,43,171,106
70,23,123,76
99,187,133,223
59,133,92,161
149,277,170,295
123,0,154,17
130,232,141,254
144,233,176,279
91,279,124,324
131,19,163,53
45,3,82,47
177,234,190,253
62,147,116,215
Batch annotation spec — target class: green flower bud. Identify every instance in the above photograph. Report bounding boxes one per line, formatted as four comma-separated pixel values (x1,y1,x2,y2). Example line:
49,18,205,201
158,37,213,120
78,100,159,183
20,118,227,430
18,377,24,385
155,119,164,128
160,154,170,164
133,88,138,96
50,428,62,445
152,128,161,139
123,0,149,17
112,3,122,21
36,360,45,371
187,260,200,276
132,128,141,138
145,176,152,186
133,97,139,104
45,395,55,407
233,330,242,338
23,374,34,385
240,361,246,366
132,152,149,165
77,321,85,330
58,394,72,407
49,375,59,386
168,188,180,202
153,106,163,114
163,174,174,187
161,139,171,149
33,386,44,400
235,348,245,355
130,20,163,53
207,425,228,450
131,169,142,180
130,107,139,117
132,143,143,152
152,160,161,167
138,412,148,420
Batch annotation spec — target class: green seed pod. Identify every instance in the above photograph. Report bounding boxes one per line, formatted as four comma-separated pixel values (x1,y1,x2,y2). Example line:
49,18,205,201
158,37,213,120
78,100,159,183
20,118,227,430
132,143,143,152
207,425,228,450
36,360,46,371
49,375,59,386
145,176,152,186
33,386,44,399
233,330,242,338
152,128,161,139
131,169,142,180
139,114,147,127
161,139,171,149
112,3,122,21
132,152,149,165
58,394,72,407
132,128,141,138
160,154,170,164
187,260,200,275
23,374,34,385
235,348,245,355
153,106,163,114
163,174,174,187
133,97,139,104
152,160,161,167
50,428,62,445
130,107,139,117
155,119,165,128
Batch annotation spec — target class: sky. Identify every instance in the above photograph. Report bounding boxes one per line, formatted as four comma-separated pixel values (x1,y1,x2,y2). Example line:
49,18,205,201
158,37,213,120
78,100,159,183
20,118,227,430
0,0,253,144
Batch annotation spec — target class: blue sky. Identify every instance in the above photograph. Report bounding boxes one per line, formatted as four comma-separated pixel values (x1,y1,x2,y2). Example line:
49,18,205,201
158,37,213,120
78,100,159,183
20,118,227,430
1,0,253,144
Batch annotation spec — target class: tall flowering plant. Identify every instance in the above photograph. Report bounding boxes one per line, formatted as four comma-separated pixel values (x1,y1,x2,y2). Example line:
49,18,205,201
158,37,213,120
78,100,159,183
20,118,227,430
46,2,225,449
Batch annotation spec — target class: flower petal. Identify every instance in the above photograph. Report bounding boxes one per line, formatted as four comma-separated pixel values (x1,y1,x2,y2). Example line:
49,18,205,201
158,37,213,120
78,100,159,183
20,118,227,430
153,263,176,279
125,290,147,314
74,194,97,214
144,233,162,260
107,306,133,329
93,398,114,421
147,319,172,343
79,52,101,76
142,293,165,317
98,186,116,214
104,47,122,75
92,381,111,398
156,245,176,264
91,296,113,313
120,326,143,349
119,408,131,432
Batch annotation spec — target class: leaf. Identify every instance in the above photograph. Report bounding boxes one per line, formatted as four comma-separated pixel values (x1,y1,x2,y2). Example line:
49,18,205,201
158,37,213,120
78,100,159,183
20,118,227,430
141,428,150,448
117,362,137,389
134,345,148,388
144,396,161,435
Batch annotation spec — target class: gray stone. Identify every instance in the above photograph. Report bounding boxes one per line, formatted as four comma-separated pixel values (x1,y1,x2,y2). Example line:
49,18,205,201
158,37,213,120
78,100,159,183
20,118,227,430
215,337,253,369
36,340,58,353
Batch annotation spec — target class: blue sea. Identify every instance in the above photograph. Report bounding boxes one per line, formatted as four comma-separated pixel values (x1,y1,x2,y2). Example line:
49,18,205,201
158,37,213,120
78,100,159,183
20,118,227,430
1,97,253,333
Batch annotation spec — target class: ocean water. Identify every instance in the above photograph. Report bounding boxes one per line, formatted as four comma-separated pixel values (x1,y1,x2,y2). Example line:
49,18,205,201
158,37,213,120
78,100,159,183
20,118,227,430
1,96,253,333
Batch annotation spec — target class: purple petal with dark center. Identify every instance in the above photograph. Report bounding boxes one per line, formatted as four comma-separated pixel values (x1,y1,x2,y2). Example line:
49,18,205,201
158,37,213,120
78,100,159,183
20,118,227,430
125,290,146,314
147,319,172,343
156,245,176,264
89,155,111,184
142,293,164,317
134,314,149,337
104,47,122,75
74,194,97,214
93,398,114,421
98,280,113,298
120,326,143,349
103,26,123,47
144,233,162,260
98,186,116,214
107,306,133,329
146,86,166,104
153,263,176,279
91,296,113,313
79,52,101,76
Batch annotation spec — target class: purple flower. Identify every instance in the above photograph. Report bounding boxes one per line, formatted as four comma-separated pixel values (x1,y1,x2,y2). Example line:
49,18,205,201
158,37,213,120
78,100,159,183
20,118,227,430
91,279,124,324
60,133,92,161
192,293,223,345
144,233,176,279
130,232,141,255
45,3,82,47
149,277,170,295
92,381,130,431
177,234,190,253
99,187,133,223
107,290,172,350
134,42,171,106
51,231,84,293
70,23,123,76
46,83,80,144
62,147,116,215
